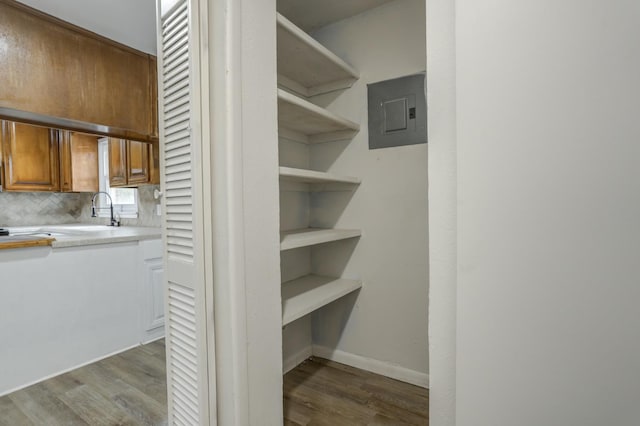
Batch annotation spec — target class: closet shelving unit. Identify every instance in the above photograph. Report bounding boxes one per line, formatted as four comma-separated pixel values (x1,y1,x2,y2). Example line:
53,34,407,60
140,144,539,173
279,166,360,185
276,13,359,97
281,228,362,251
282,275,363,326
276,12,362,334
277,89,359,143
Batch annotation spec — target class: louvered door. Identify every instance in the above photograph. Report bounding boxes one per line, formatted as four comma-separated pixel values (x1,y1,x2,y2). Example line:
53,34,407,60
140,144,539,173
159,0,214,424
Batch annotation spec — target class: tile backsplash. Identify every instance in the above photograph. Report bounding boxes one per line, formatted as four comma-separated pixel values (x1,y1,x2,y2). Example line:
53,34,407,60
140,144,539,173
0,185,161,228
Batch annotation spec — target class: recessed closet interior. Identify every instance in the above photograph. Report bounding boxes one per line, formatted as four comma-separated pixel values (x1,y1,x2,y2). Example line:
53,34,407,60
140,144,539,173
275,0,429,388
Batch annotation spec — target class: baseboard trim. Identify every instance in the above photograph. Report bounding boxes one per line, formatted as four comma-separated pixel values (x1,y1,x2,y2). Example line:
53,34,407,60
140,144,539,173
141,332,165,345
283,345,313,374
0,343,141,397
312,345,429,389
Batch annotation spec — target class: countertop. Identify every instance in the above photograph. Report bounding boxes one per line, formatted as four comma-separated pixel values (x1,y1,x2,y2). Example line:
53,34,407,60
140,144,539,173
0,224,161,249
0,236,56,250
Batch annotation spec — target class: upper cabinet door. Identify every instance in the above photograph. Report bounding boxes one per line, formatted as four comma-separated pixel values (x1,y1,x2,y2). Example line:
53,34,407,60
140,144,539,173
108,138,128,187
127,140,151,185
149,141,160,185
59,131,73,192
1,121,60,191
60,131,99,193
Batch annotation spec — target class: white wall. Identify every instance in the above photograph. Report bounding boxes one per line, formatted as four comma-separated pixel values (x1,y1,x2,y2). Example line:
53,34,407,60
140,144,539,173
309,0,429,382
426,0,457,423
456,1,640,425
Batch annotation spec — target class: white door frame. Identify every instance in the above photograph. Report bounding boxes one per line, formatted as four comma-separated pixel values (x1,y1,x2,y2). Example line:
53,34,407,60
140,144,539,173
207,0,283,423
426,0,458,424
158,0,283,424
187,1,454,423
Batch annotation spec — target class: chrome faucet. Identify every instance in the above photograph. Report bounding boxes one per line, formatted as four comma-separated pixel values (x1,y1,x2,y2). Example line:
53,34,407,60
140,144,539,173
91,192,120,227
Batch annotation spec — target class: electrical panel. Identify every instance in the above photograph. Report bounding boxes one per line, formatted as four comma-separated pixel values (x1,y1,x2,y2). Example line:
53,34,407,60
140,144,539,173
367,72,426,149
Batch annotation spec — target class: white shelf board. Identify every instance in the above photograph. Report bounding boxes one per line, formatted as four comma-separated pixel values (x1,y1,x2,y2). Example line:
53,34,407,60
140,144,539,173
277,1,395,33
277,13,359,97
279,166,361,185
280,228,361,251
277,89,359,143
282,275,362,326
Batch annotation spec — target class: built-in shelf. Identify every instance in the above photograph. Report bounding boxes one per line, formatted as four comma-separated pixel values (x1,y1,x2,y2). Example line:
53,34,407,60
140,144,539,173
281,275,362,326
280,228,361,251
277,13,359,97
278,89,359,144
276,8,363,374
279,166,361,185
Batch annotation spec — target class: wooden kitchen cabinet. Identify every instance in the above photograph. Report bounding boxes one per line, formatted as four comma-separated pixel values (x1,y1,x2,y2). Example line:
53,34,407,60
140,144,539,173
109,138,157,187
108,138,128,187
149,141,160,185
0,2,158,142
59,131,99,192
0,121,60,191
127,140,150,185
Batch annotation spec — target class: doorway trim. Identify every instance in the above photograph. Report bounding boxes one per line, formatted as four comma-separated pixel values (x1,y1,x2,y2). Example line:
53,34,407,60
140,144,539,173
426,0,458,424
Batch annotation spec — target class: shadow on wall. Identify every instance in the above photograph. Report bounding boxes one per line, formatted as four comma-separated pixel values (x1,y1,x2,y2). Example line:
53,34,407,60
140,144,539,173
311,237,359,278
309,138,351,170
312,290,360,348
309,238,361,347
310,190,358,228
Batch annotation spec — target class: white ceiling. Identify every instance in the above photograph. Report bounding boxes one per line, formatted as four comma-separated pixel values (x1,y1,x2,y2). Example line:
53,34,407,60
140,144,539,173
17,0,157,54
16,0,396,55
277,0,396,33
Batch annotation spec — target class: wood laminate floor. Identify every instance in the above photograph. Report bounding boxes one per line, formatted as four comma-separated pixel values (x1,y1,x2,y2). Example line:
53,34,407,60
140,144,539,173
0,340,168,426
1,340,428,425
284,358,429,425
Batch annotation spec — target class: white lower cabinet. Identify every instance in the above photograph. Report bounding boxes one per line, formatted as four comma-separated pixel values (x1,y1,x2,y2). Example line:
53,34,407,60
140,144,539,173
0,237,164,396
140,239,165,343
